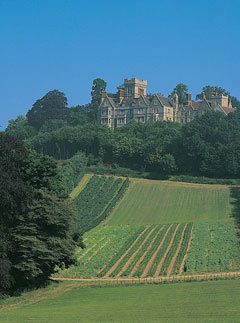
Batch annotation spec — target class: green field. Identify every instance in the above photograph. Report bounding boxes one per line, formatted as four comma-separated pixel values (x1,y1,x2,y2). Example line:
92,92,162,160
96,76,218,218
1,280,240,322
55,176,240,278
106,178,232,225
2,175,240,321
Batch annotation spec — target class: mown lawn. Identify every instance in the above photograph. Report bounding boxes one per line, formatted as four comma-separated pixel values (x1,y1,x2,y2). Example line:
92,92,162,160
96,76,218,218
106,178,232,225
1,280,240,322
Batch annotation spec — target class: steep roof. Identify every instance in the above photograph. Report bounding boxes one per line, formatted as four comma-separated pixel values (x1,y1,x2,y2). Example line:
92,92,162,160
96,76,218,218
155,94,173,107
219,105,236,115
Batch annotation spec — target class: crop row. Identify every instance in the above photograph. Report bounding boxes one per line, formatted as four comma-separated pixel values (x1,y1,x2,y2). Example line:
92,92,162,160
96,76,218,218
73,175,129,235
56,222,194,278
103,223,193,278
185,221,240,273
56,225,141,278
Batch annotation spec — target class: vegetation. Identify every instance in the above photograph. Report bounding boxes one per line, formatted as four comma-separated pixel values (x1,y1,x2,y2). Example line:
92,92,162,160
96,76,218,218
73,175,129,235
5,80,240,179
55,225,141,278
56,223,195,278
186,221,240,273
1,280,240,322
0,133,76,293
106,178,232,225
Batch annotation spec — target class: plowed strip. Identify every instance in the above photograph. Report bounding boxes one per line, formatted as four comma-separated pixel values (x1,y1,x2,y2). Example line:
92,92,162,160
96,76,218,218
104,225,150,277
154,224,180,277
130,225,166,277
179,224,194,274
141,224,173,278
166,224,188,276
116,226,158,278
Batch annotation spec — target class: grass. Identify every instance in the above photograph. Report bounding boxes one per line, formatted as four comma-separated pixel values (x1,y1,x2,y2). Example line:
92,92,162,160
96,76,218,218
106,178,232,225
1,280,240,322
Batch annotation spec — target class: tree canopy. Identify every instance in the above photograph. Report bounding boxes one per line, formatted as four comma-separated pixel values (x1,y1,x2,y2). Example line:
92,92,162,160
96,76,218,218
0,133,76,292
26,90,69,129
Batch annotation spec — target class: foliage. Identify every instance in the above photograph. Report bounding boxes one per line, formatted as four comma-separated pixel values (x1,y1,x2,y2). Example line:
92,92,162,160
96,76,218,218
26,90,69,129
73,175,128,235
5,80,240,179
172,111,240,177
5,116,36,140
0,133,76,292
169,175,240,185
91,78,107,109
57,223,193,278
55,225,140,278
171,83,188,104
185,221,240,273
196,85,230,100
58,152,89,195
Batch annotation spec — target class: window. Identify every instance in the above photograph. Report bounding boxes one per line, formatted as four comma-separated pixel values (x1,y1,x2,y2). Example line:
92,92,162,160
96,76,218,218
137,116,144,123
118,118,125,124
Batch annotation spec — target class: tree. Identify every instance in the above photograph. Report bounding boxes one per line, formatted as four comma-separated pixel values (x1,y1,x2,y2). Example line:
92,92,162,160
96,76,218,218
0,133,76,292
230,96,240,109
26,90,69,129
6,116,36,140
171,84,188,105
196,85,230,100
196,85,240,109
90,78,107,109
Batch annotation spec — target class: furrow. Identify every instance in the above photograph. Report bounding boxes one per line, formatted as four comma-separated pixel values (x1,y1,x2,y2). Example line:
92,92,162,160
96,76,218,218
154,224,180,277
104,225,150,277
116,226,158,278
179,224,194,274
129,225,166,277
166,224,188,276
141,224,173,278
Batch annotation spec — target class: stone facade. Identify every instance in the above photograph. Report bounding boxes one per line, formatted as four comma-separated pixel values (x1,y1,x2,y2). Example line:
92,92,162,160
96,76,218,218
99,78,235,129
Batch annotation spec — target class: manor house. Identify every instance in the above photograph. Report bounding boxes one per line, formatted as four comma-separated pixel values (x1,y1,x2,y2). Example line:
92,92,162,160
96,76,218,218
99,78,235,129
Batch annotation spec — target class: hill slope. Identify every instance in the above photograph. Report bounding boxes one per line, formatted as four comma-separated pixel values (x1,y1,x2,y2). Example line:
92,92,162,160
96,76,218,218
56,175,240,279
106,178,232,225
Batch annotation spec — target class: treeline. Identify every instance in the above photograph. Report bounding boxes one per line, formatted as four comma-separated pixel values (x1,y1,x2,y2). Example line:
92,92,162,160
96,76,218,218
5,84,240,179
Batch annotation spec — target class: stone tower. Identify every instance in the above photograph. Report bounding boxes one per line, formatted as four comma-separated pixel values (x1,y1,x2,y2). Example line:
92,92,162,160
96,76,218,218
124,78,147,98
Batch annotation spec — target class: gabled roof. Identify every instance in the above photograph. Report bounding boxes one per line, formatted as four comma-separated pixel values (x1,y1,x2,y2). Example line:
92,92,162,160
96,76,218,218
100,95,116,109
155,94,173,107
218,104,236,115
139,94,150,106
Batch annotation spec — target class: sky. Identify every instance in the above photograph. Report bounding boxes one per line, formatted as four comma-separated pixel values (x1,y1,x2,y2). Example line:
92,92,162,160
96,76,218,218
0,0,239,129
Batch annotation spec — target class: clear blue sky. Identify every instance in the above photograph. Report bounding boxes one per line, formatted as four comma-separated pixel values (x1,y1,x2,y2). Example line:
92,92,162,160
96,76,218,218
0,0,239,128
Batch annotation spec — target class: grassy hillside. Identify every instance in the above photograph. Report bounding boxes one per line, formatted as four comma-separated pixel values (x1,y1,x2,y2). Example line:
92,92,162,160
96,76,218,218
1,280,240,322
57,176,240,278
106,178,232,225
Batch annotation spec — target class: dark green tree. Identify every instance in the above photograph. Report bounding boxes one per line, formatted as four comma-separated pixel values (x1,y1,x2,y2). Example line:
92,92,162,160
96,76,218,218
26,90,69,129
196,85,230,100
0,133,76,292
6,116,36,140
171,83,188,105
90,78,107,109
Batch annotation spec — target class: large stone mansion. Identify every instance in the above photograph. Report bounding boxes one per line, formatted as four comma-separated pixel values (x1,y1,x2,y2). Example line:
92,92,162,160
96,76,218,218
99,78,235,129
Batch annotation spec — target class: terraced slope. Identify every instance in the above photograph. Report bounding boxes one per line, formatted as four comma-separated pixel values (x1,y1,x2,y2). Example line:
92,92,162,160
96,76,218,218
106,178,232,225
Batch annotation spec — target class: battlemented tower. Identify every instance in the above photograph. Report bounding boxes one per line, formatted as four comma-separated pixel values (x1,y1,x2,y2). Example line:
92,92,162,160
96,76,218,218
124,78,147,98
